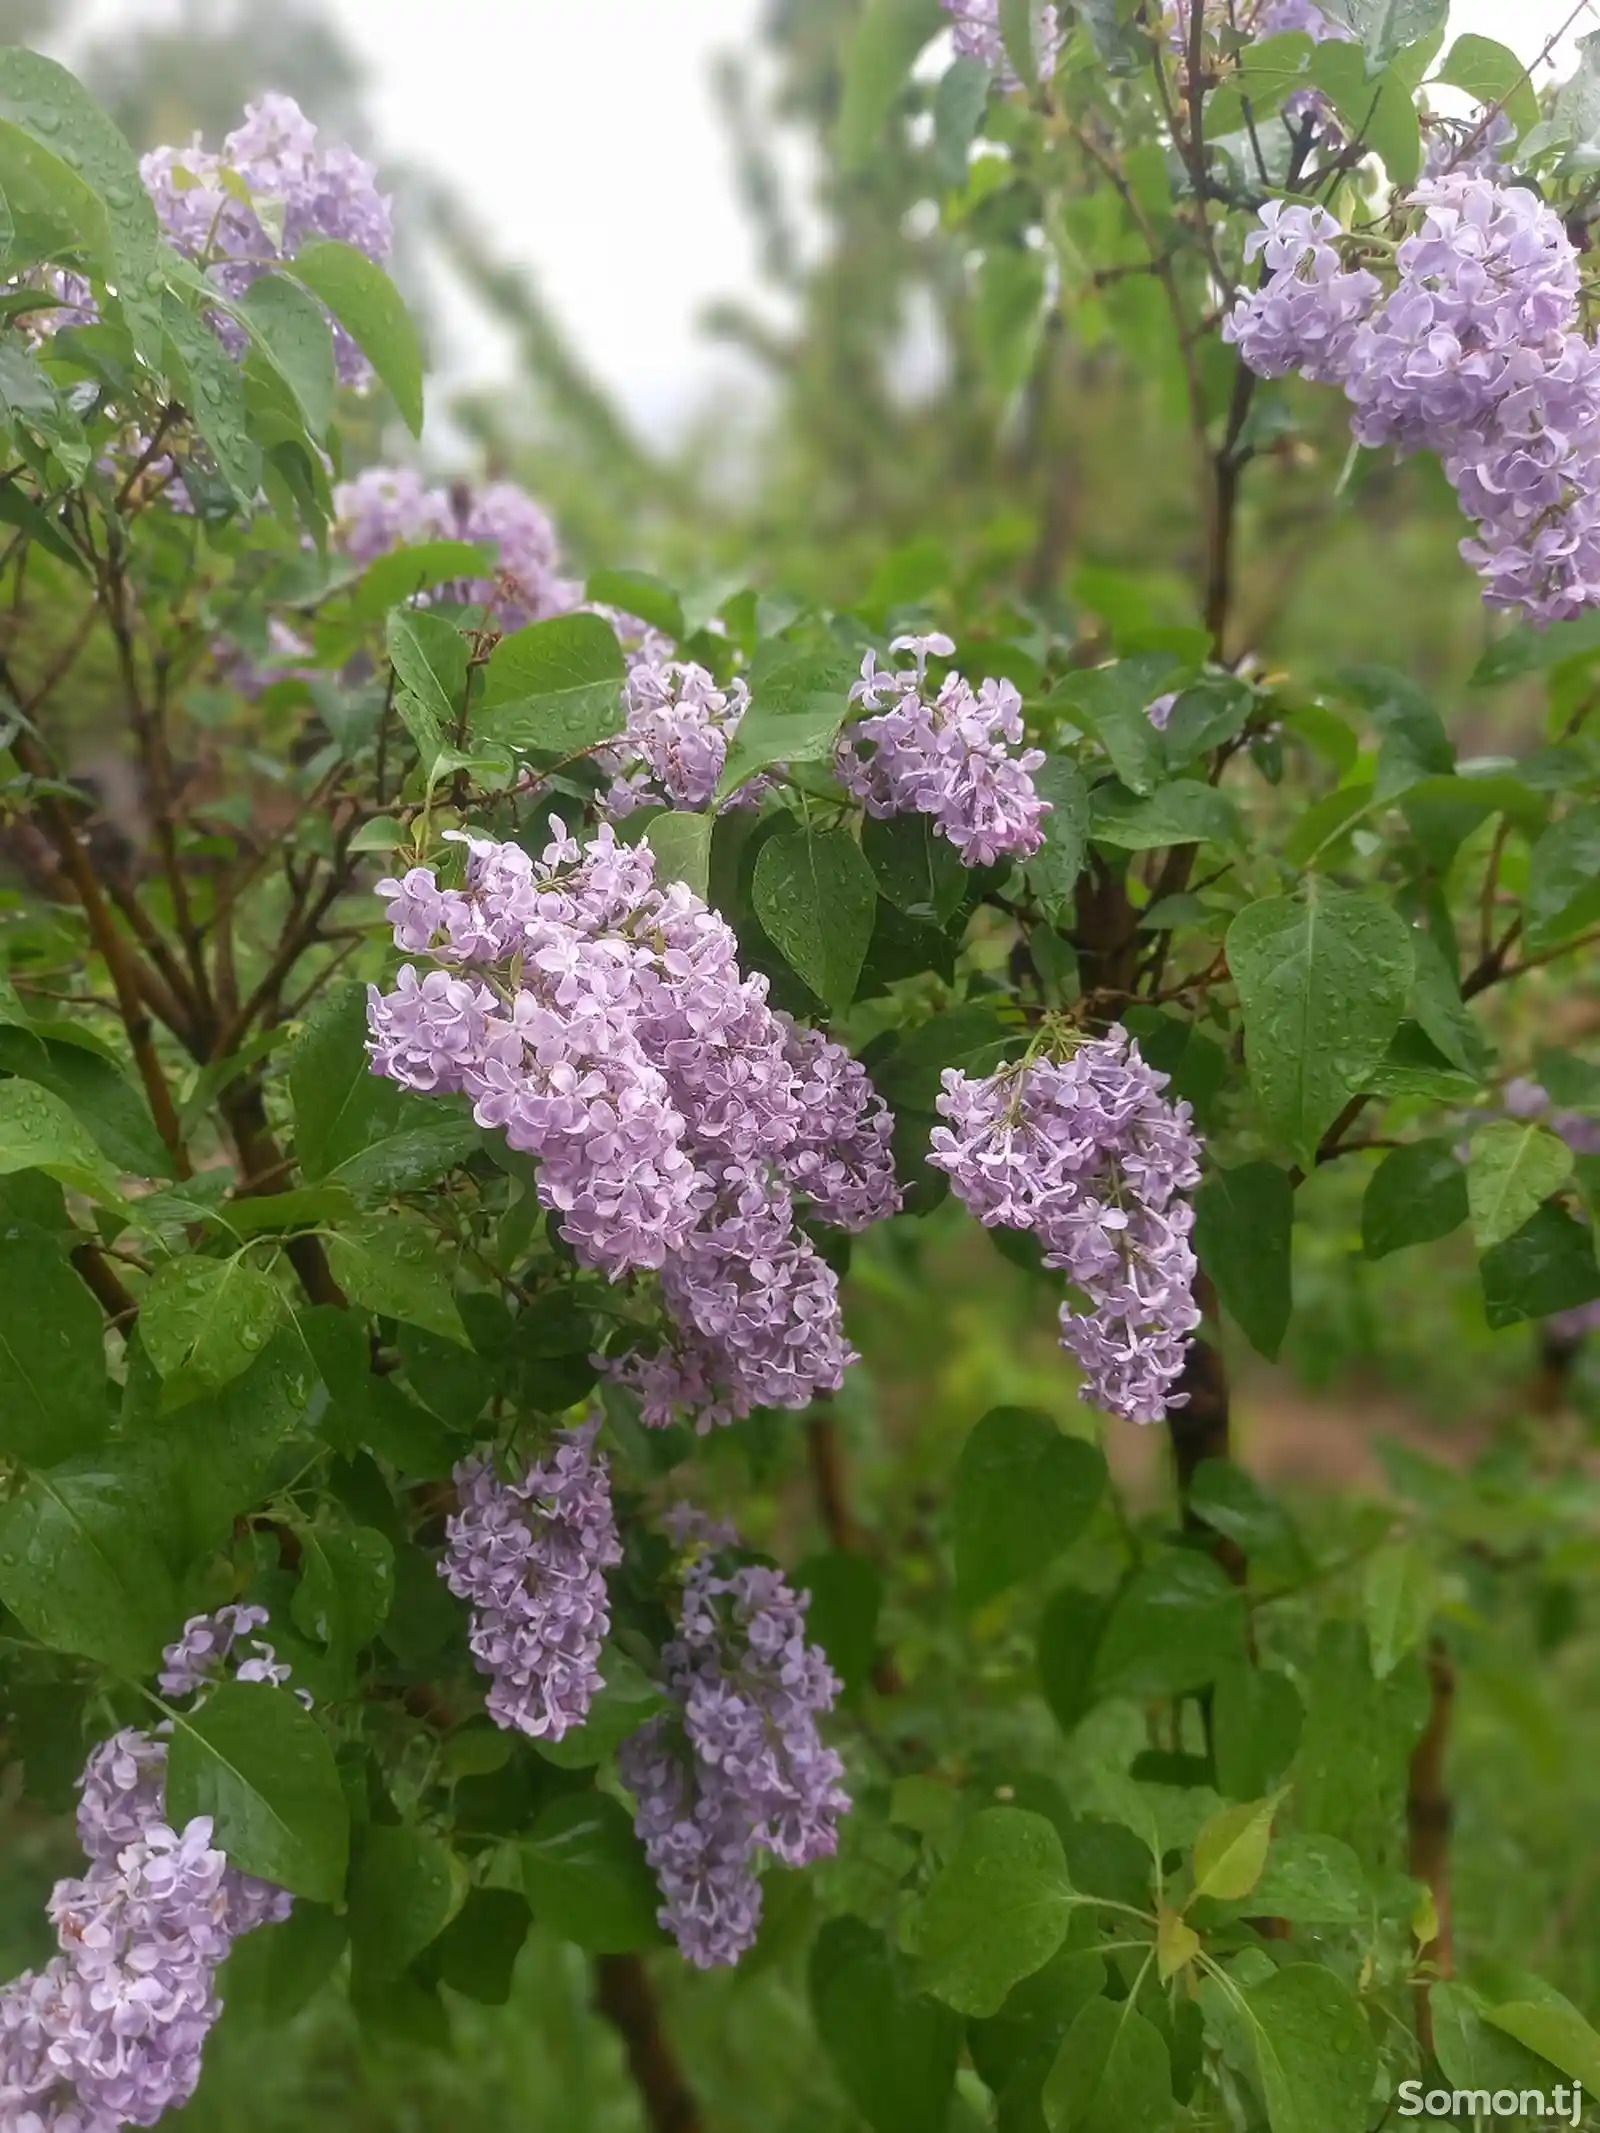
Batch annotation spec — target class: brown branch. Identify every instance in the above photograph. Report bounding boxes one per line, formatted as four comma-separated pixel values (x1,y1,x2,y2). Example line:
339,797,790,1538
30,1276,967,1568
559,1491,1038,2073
70,1240,138,1326
594,1955,702,2133
220,1079,345,1308
1407,1638,1456,2053
8,733,190,1173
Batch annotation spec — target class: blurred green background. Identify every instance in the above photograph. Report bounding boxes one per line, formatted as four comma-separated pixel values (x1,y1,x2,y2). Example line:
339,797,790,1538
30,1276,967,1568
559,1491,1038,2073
2,2,1598,2126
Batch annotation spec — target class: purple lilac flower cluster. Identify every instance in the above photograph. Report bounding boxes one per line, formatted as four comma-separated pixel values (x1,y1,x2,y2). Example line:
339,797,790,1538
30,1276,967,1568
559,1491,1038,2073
0,1615,295,2130
441,1417,622,1739
837,634,1050,867
1227,175,1600,621
941,0,1063,86
158,1603,292,1699
332,465,580,630
141,93,391,384
618,1509,848,1968
367,825,900,1430
1504,1078,1600,1340
596,655,754,817
928,1029,1203,1421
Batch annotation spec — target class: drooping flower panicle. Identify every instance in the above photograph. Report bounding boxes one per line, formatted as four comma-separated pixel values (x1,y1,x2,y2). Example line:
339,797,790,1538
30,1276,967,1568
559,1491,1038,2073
1227,176,1600,622
142,93,392,384
928,1029,1203,1421
332,466,580,629
368,826,900,1431
838,634,1050,867
0,1616,295,2130
619,1511,848,1968
441,1417,623,1740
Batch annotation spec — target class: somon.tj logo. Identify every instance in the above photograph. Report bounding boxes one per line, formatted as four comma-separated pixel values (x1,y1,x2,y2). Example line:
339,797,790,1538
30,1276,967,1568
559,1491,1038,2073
1398,2082,1585,2123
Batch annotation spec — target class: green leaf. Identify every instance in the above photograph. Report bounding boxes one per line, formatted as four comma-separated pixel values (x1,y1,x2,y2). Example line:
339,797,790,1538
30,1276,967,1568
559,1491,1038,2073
223,1903,348,2026
325,1215,468,1345
1316,0,1444,72
0,1454,178,1673
1212,1665,1306,1806
874,1003,1022,1110
1228,884,1414,1170
386,607,468,752
291,1524,395,1679
1242,1964,1378,2133
585,567,683,641
1433,1981,1562,2092
290,980,405,1181
138,1334,315,1567
1410,926,1488,1078
864,811,967,922
718,642,858,798
140,1254,285,1395
1293,1620,1428,1850
0,474,88,574
0,50,163,362
1472,611,1600,684
239,272,336,440
1361,1138,1468,1259
1467,1119,1574,1249
1025,755,1092,919
433,1887,532,2006
972,247,1046,400
1236,1833,1365,1925
0,1229,108,1465
1435,33,1539,137
1054,655,1179,796
837,0,945,170
0,1076,129,1208
1362,1539,1438,1679
1090,779,1240,851
1037,1587,1107,1737
1042,1996,1172,2133
933,56,992,191
531,1647,669,1769
290,239,424,434
752,824,877,1012
953,1406,1106,1607
0,1028,173,1179
1093,1553,1246,1700
1331,664,1452,801
1305,41,1423,182
1192,1793,1283,1902
643,810,713,900
166,1681,349,1904
810,1917,962,2133
1481,1202,1600,1328
1193,1162,1293,1362
1526,804,1600,947
1190,1463,1305,1577
348,1824,466,1980
159,288,261,505
0,110,110,267
329,1111,481,1200
475,612,626,756
345,540,492,622
521,1791,664,1953
1485,1998,1600,2090
790,1551,883,1702
913,1807,1075,2017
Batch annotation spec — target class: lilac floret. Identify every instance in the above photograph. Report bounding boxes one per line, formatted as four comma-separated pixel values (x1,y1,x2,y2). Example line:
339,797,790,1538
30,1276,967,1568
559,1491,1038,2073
928,1029,1203,1421
941,0,1063,86
619,1515,849,1968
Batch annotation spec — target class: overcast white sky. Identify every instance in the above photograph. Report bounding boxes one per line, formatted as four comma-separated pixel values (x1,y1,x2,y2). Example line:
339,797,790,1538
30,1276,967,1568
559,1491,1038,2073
72,0,1600,440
